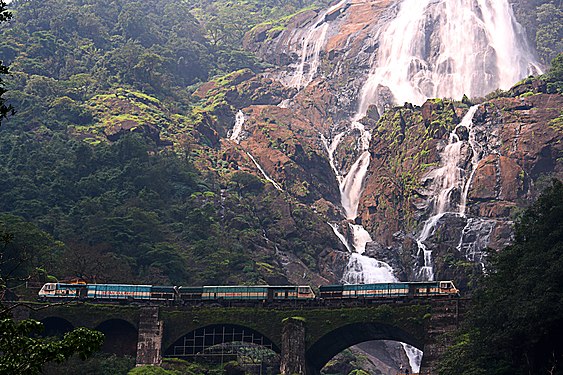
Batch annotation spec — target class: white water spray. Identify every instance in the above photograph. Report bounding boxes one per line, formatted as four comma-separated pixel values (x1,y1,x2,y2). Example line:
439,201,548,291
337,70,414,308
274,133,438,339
229,110,245,144
415,105,481,280
358,0,542,115
286,0,348,88
246,152,283,192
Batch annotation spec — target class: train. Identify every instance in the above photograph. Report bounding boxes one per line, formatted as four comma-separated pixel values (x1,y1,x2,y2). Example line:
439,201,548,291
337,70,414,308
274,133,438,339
38,280,458,305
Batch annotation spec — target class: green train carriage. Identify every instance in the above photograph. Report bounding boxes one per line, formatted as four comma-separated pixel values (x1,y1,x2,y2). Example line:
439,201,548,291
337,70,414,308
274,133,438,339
319,281,459,300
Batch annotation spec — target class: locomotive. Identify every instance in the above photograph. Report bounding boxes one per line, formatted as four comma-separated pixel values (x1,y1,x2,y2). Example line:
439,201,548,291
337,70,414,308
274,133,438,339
38,281,458,304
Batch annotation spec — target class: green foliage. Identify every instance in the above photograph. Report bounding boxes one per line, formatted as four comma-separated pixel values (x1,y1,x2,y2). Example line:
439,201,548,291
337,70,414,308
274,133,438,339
0,319,104,375
128,366,176,375
0,214,64,292
545,53,563,94
0,0,14,123
535,3,563,64
42,353,135,375
511,0,563,64
438,179,563,375
348,370,369,375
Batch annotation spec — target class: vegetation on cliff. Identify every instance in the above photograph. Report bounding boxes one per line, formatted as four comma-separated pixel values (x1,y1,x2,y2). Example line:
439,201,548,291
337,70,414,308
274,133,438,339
0,0,338,289
511,0,562,64
438,179,563,375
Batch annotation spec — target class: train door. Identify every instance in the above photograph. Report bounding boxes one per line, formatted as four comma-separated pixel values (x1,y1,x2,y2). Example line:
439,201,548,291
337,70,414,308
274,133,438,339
267,288,274,302
78,287,88,300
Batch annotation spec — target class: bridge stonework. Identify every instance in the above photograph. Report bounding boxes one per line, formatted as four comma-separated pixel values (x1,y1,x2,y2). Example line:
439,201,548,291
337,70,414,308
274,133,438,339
25,299,466,374
136,306,163,366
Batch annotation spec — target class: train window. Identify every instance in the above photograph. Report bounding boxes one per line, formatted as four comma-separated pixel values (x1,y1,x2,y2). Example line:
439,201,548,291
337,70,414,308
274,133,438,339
298,287,311,294
440,281,452,289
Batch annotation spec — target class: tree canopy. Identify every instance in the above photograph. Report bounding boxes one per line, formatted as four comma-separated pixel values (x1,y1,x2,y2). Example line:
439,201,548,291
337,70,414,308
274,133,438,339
0,0,14,122
438,179,563,375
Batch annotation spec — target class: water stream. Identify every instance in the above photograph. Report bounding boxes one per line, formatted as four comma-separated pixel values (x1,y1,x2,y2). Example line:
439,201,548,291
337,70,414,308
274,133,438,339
286,0,348,89
229,110,245,144
246,152,283,192
415,105,480,280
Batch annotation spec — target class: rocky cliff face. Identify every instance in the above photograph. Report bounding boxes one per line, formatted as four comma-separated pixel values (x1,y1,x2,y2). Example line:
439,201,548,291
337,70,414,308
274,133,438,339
199,0,562,288
81,0,561,303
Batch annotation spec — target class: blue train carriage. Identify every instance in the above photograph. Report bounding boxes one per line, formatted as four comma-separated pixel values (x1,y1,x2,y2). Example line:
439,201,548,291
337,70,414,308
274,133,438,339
86,284,152,301
39,283,179,302
267,285,315,301
319,283,410,299
177,286,203,303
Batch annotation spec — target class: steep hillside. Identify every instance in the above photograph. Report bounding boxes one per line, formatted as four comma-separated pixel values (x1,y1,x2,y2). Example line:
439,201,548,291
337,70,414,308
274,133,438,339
0,0,344,288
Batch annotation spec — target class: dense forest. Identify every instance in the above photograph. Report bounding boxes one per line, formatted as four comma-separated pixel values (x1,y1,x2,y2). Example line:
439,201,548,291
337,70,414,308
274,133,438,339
0,0,339,288
438,179,563,375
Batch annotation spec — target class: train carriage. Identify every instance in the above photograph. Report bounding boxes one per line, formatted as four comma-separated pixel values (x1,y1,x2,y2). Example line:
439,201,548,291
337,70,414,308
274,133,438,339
87,284,152,300
319,281,459,300
178,286,203,302
202,286,269,300
268,285,315,301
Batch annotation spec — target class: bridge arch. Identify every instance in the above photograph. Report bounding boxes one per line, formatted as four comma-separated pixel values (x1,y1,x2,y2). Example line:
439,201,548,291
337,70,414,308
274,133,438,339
306,322,423,372
164,323,280,359
39,317,74,337
95,319,138,356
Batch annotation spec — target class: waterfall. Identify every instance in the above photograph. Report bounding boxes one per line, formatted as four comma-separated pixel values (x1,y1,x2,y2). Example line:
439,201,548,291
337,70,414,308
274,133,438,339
402,343,422,374
358,0,542,116
246,152,284,192
415,105,481,280
292,0,540,369
229,110,245,144
328,222,352,252
457,218,496,269
342,253,396,284
286,0,348,88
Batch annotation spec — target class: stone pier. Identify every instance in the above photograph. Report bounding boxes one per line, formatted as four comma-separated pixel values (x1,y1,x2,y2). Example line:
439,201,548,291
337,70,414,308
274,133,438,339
419,299,463,374
136,306,163,366
280,317,307,375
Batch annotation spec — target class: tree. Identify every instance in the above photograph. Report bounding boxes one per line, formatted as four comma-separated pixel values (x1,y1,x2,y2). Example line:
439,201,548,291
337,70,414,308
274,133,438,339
438,179,563,375
0,230,105,374
0,0,104,358
0,319,104,375
0,0,15,123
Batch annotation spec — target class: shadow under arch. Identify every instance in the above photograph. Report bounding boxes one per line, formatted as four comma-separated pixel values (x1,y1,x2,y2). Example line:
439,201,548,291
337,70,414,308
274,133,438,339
306,322,423,373
95,319,138,357
164,323,280,359
40,317,74,337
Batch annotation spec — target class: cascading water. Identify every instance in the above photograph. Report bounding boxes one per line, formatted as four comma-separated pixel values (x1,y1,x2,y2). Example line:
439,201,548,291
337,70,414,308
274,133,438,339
415,105,480,280
229,110,245,144
358,0,542,117
320,0,540,368
246,152,284,192
286,0,348,88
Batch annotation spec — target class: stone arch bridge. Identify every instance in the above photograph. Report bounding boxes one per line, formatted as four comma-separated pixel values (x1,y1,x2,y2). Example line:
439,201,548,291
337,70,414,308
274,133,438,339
22,299,466,374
